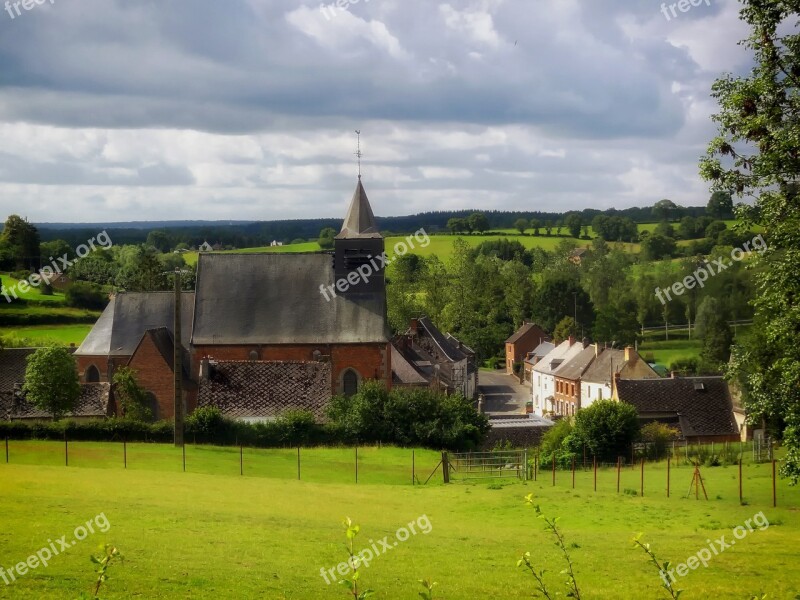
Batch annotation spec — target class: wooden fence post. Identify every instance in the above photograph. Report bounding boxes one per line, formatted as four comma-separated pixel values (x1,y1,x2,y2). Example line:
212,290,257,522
593,456,597,492
240,445,243,476
297,447,301,481
552,454,556,486
772,459,777,508
572,457,575,489
412,450,415,485
667,457,670,498
182,443,186,472
64,432,68,467
4,436,8,464
355,446,359,484
442,451,450,484
616,456,621,493
738,458,743,504
123,438,127,469
640,458,645,497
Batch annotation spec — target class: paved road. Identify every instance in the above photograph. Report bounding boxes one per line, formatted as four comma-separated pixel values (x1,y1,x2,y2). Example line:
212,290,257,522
478,369,530,415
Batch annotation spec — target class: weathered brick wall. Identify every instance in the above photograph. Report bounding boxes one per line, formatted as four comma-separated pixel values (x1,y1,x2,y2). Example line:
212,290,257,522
192,343,391,394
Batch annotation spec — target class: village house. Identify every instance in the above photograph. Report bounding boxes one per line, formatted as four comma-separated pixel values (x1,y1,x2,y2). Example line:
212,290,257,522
552,343,597,416
531,336,584,417
580,345,659,409
614,375,740,443
504,321,548,376
523,341,555,386
392,317,478,399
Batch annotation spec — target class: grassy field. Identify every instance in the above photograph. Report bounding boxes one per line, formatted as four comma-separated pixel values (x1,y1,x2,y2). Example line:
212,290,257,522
0,274,66,303
0,324,93,347
1,441,799,599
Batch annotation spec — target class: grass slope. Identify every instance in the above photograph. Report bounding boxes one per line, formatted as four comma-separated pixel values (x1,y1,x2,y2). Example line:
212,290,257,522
0,324,93,347
0,274,66,303
1,442,798,599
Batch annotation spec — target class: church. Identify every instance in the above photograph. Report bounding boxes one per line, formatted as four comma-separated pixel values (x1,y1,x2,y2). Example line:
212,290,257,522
74,178,392,421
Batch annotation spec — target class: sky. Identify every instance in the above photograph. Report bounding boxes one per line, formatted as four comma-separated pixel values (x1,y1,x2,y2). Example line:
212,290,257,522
0,0,754,223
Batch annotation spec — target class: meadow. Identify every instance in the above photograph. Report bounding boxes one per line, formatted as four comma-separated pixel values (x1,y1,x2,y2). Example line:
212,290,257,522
1,441,799,599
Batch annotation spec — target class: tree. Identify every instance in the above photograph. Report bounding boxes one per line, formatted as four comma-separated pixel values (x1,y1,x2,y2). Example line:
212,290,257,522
146,230,172,253
115,246,169,291
544,221,553,236
318,227,336,250
566,400,640,463
468,212,490,234
677,216,698,240
40,239,73,263
639,233,677,261
705,220,727,240
529,219,542,236
707,191,734,219
564,213,582,238
112,367,153,421
0,215,40,271
700,314,733,372
654,221,675,238
652,199,678,222
532,272,594,333
447,218,466,235
22,346,80,421
553,316,578,342
514,218,529,234
700,1,800,481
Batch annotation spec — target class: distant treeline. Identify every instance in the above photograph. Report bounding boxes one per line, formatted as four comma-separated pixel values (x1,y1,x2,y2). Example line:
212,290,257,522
32,206,709,248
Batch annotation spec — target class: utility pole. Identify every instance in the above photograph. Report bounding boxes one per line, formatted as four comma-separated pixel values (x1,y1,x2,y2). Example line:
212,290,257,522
174,269,184,448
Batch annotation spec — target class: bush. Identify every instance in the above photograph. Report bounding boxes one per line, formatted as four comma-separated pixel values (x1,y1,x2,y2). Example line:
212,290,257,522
565,401,640,463
537,419,576,469
66,281,108,310
10,269,32,281
669,357,700,376
639,422,680,460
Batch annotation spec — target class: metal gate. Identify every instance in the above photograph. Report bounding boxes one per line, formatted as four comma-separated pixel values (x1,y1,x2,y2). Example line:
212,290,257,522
448,450,528,482
753,436,773,463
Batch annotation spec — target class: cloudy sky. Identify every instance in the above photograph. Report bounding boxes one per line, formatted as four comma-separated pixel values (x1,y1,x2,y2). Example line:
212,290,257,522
0,0,752,223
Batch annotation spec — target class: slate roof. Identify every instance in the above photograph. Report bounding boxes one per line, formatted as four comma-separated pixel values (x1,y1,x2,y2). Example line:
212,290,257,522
616,377,739,438
335,179,382,239
192,253,389,345
532,340,583,375
554,345,597,381
582,348,659,384
524,342,555,365
390,344,429,386
417,317,469,363
9,383,112,420
0,348,37,395
196,361,332,421
75,292,195,357
505,322,547,345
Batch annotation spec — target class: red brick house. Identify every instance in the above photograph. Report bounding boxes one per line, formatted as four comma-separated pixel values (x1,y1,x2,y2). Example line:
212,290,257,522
505,322,548,375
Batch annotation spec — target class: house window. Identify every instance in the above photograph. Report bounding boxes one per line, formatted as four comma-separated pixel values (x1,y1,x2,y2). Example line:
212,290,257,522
342,369,360,397
85,365,100,383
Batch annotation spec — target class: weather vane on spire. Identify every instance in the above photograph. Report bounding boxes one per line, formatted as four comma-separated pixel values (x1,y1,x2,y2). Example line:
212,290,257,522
354,130,362,179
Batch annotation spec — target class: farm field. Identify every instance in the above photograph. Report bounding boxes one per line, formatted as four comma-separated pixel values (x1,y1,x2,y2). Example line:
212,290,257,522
0,274,66,303
1,441,799,599
0,324,92,347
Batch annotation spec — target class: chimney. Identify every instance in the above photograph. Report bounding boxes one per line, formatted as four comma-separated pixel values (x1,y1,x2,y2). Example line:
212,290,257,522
200,356,210,381
594,343,600,358
410,318,419,336
568,335,575,346
624,346,634,363
671,371,677,379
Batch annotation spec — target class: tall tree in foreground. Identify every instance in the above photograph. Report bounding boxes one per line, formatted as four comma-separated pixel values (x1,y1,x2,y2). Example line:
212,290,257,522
22,346,80,421
700,0,800,481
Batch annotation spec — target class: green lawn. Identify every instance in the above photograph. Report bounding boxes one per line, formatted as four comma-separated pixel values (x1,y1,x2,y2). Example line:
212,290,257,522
0,274,66,303
1,442,798,599
0,324,92,347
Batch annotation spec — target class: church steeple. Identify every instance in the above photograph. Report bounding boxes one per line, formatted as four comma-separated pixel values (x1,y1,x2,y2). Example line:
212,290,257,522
336,179,381,239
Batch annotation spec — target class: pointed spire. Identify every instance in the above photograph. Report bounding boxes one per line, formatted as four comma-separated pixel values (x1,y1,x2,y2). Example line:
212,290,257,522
336,179,382,239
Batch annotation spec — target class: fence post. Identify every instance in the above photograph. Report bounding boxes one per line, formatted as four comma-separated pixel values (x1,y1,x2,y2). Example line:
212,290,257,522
182,443,186,472
297,447,301,481
123,438,127,469
534,451,538,481
4,436,7,464
616,456,620,493
523,448,528,481
772,459,777,508
64,432,68,467
442,451,450,484
412,450,415,485
355,446,359,484
738,458,743,504
552,455,556,486
640,458,645,497
593,456,597,492
240,445,243,476
572,457,575,489
667,457,670,498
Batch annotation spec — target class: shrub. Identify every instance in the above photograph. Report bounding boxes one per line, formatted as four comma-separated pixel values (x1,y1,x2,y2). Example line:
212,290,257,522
566,401,640,463
10,269,32,281
639,422,680,460
537,418,576,469
66,281,108,310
